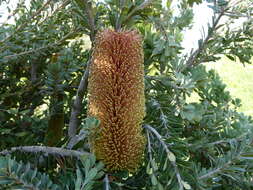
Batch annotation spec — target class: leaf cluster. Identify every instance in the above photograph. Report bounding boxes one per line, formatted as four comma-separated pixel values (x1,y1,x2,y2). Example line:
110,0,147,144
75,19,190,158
0,0,253,189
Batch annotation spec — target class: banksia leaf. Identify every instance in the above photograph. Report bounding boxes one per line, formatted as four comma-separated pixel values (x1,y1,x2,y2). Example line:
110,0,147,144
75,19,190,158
88,29,146,172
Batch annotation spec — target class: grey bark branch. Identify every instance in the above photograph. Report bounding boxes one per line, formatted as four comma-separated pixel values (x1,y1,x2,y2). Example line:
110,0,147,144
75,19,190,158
144,124,184,190
104,174,110,190
84,1,96,42
68,1,96,139
0,146,89,158
67,130,88,149
146,130,159,175
68,60,91,138
31,63,38,82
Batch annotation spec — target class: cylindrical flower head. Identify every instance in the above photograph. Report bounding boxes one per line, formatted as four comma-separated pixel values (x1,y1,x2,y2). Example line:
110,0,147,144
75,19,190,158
87,29,145,172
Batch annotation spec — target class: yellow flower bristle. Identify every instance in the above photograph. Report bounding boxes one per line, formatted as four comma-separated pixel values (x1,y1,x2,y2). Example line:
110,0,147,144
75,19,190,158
87,29,146,172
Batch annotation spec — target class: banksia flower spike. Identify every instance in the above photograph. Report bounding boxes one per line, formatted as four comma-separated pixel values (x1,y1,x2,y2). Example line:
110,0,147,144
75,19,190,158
87,29,146,172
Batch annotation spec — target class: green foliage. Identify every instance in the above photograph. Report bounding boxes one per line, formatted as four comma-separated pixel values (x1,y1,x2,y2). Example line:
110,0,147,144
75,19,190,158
206,59,253,116
0,156,60,190
187,0,203,6
0,154,105,190
73,155,104,190
0,0,253,189
55,154,105,190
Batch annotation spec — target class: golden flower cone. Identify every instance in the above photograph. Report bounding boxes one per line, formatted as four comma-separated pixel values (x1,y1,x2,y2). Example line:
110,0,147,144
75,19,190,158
87,29,146,172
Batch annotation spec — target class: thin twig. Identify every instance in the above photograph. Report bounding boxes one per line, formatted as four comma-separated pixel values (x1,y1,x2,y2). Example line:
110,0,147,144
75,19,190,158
0,5,19,25
122,0,154,25
0,146,89,158
68,1,96,139
185,9,225,68
146,129,152,160
146,129,157,172
0,0,53,44
144,124,184,190
197,134,249,180
154,20,169,42
223,12,253,18
31,63,38,82
73,0,96,42
67,128,89,149
198,160,232,180
3,30,78,59
115,0,126,31
189,133,247,148
197,129,253,180
144,125,173,158
84,1,96,42
104,173,110,190
68,60,91,138
38,0,70,26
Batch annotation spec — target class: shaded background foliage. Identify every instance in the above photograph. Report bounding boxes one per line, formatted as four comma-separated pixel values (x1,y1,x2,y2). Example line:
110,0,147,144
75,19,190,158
0,0,253,189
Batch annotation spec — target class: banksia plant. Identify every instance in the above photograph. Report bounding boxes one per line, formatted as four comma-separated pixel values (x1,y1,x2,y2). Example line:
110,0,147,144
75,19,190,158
87,29,146,172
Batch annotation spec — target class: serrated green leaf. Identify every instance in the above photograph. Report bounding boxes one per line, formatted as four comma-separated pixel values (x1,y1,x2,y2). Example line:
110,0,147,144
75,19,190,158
151,158,158,171
151,174,158,186
0,178,13,185
158,182,164,190
167,152,176,162
89,154,96,166
75,168,82,190
146,162,152,175
182,180,191,189
84,157,91,175
163,158,168,171
240,156,253,160
15,132,28,137
86,167,97,182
